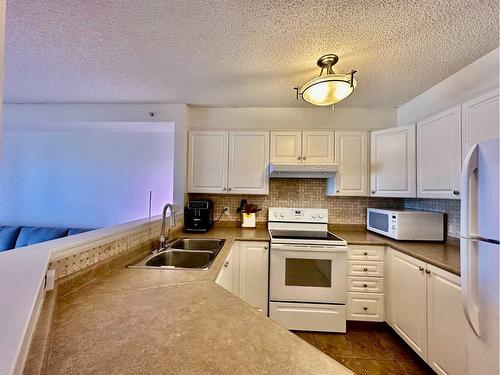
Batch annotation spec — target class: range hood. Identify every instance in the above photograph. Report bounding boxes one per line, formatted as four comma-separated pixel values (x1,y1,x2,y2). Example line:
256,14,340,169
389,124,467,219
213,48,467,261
269,163,338,179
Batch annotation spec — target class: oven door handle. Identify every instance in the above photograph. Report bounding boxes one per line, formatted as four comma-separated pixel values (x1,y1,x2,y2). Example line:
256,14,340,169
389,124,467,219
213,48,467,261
271,243,347,252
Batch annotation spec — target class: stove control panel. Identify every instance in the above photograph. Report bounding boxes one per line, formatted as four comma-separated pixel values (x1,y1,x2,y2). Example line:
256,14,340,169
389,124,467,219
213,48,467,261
268,208,328,223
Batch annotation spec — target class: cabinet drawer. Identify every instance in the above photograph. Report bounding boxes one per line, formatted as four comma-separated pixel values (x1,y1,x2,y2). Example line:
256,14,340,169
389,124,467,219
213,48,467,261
347,292,384,322
347,276,384,293
348,245,384,261
347,260,384,277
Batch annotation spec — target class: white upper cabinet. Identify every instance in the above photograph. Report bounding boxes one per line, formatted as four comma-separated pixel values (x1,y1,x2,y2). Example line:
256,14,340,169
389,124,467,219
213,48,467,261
270,131,302,164
461,88,499,159
228,131,269,195
370,124,416,197
188,131,228,194
270,130,334,165
302,131,335,164
416,106,461,199
334,131,368,196
188,131,269,195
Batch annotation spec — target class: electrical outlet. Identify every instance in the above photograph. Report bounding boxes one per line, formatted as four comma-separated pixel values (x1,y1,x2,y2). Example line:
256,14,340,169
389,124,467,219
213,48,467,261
223,207,230,215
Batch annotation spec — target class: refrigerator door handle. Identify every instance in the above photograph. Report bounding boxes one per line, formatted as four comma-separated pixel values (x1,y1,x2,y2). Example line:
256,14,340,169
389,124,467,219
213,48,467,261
460,144,478,238
460,143,480,336
461,239,481,336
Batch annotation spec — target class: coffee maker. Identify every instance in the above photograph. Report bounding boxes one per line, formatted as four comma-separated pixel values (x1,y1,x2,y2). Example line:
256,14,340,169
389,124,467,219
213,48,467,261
184,200,214,232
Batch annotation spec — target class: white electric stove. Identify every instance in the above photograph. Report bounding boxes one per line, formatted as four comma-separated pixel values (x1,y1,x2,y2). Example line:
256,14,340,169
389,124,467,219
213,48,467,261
268,207,347,332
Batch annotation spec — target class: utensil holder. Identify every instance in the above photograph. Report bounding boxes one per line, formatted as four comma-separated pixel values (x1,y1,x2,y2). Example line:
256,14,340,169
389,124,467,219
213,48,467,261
241,213,256,228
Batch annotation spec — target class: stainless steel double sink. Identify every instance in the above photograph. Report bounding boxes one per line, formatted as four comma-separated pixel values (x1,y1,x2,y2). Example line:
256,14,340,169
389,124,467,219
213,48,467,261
127,238,225,270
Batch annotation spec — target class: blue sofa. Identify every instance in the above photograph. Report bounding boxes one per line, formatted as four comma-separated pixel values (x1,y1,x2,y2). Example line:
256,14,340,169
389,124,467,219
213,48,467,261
0,226,93,252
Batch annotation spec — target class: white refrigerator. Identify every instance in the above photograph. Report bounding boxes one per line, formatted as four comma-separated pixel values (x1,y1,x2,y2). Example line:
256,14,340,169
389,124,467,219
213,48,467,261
460,137,499,375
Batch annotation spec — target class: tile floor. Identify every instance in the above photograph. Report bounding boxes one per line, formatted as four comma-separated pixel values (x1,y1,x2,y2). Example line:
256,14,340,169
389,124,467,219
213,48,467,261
293,322,435,375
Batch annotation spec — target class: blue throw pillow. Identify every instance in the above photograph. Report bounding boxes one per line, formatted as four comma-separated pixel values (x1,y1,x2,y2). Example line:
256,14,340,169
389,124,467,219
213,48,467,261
0,226,22,252
15,227,68,248
67,228,92,236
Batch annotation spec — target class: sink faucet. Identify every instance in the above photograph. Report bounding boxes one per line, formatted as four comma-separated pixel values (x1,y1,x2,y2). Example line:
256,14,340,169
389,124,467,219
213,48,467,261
159,203,176,251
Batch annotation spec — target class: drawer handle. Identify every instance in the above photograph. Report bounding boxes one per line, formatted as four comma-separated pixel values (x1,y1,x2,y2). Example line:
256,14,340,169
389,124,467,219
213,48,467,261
363,267,368,272
363,283,368,288
363,251,368,256
363,306,368,311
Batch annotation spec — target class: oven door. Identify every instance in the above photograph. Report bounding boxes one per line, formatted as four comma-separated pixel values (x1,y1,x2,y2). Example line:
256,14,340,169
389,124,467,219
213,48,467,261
270,243,347,304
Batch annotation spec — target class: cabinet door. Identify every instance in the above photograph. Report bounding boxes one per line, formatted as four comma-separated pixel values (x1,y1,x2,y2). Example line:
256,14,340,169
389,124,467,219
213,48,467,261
417,106,461,199
427,265,467,375
187,131,228,193
270,131,302,164
238,241,269,315
461,88,499,159
228,131,269,195
215,242,239,294
302,131,335,164
370,124,416,197
390,250,427,360
334,131,368,196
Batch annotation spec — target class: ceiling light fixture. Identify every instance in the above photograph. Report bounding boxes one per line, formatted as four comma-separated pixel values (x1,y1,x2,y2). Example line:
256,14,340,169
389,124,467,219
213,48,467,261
295,54,357,107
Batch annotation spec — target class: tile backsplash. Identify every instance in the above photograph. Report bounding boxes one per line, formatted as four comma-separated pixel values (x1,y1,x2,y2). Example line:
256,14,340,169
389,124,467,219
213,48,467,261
190,179,403,226
190,179,461,237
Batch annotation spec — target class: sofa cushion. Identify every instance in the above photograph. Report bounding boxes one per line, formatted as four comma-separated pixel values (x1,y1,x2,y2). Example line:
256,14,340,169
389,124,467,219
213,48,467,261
67,228,92,236
15,227,68,248
0,226,22,252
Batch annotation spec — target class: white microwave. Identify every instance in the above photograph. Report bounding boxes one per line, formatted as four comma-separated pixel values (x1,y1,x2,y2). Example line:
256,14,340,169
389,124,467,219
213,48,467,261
366,208,445,241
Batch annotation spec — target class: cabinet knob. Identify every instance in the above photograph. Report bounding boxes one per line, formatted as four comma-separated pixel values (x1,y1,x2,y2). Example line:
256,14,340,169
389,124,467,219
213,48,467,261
264,246,268,250
363,283,368,288
336,190,340,193
363,267,368,272
453,190,460,195
363,251,368,256
297,156,302,160
371,190,376,194
223,260,229,268
363,306,368,311
418,266,424,272
222,187,227,191
302,156,307,160
425,269,431,274
228,188,232,191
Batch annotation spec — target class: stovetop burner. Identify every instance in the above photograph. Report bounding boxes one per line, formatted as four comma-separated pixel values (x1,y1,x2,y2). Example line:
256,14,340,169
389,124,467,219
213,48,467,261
269,230,344,241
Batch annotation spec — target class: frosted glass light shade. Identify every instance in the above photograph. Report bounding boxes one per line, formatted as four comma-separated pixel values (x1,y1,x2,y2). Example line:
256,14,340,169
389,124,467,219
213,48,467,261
301,74,357,106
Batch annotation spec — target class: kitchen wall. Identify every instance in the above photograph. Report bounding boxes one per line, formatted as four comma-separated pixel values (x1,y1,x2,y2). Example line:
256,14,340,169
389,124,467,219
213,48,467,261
3,103,189,210
0,123,175,228
188,106,396,130
397,47,499,125
190,179,461,238
189,179,403,226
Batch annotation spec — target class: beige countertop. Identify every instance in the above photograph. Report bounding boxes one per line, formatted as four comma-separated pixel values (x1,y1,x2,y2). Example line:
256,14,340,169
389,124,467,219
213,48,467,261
46,226,353,375
43,224,460,374
333,228,461,276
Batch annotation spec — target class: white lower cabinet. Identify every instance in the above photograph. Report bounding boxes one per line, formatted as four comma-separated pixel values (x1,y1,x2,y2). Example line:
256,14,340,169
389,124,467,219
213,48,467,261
427,265,467,375
347,245,385,322
215,241,269,315
215,242,237,293
389,250,428,358
387,248,467,375
238,241,269,315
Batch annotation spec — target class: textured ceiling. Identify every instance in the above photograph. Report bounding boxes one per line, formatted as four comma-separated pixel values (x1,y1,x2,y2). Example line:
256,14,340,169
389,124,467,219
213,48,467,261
4,0,499,107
